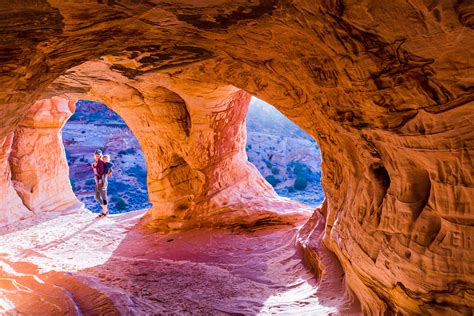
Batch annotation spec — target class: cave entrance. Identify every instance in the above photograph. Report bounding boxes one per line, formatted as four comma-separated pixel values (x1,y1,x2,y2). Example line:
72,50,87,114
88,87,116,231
63,100,151,214
246,97,324,207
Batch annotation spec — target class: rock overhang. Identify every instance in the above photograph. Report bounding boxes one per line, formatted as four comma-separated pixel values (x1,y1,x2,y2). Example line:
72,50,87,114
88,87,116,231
0,1,472,314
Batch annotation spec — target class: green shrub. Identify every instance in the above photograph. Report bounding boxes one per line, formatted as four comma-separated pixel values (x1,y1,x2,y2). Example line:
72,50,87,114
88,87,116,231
294,175,308,190
85,179,95,186
265,175,278,187
118,148,137,156
290,161,313,179
271,167,280,175
111,195,122,203
292,162,306,176
115,198,127,210
263,159,272,169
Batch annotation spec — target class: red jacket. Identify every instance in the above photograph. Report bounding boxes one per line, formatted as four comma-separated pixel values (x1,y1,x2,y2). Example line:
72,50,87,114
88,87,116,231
94,159,105,175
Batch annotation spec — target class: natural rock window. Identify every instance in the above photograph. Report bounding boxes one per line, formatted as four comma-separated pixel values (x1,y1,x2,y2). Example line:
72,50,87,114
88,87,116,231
63,100,151,213
62,97,324,216
246,97,324,206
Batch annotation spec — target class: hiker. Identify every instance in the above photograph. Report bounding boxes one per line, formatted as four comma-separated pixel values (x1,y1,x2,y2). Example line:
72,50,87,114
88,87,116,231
91,149,108,217
100,154,114,216
97,154,114,217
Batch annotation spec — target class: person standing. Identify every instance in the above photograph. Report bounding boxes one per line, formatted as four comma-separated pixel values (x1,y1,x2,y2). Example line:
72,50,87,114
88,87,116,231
91,149,107,216
98,154,113,217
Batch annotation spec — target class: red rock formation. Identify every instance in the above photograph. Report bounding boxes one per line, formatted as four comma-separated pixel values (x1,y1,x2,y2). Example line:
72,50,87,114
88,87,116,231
0,256,134,314
0,133,30,223
9,98,83,213
0,1,472,314
43,61,312,229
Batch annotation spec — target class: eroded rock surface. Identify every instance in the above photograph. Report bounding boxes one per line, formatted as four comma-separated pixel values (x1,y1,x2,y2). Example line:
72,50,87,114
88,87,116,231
0,133,30,223
42,61,312,229
0,1,472,314
0,209,360,315
9,98,83,213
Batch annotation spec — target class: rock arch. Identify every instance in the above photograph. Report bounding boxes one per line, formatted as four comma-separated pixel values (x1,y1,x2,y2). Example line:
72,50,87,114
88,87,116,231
33,60,310,230
1,98,83,224
0,1,472,314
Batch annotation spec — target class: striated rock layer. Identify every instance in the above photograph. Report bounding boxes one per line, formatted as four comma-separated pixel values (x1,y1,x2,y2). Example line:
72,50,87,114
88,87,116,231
0,133,30,223
0,0,472,314
1,98,83,222
9,97,83,213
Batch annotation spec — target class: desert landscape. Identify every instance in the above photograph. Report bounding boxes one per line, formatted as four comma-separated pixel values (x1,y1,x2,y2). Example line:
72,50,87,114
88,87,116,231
0,1,472,314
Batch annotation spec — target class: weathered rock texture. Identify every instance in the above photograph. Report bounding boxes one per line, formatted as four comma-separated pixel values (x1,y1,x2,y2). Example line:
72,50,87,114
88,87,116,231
0,0,473,314
0,133,30,223
0,98,83,222
41,61,312,229
0,209,360,315
8,98,83,213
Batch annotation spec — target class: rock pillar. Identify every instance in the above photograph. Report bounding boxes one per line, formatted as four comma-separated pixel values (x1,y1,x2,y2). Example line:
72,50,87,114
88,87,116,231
9,97,83,213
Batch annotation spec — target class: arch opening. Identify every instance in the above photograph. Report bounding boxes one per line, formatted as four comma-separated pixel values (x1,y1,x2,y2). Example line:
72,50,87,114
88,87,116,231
60,95,325,217
63,100,151,214
22,59,320,230
246,97,324,207
0,87,356,315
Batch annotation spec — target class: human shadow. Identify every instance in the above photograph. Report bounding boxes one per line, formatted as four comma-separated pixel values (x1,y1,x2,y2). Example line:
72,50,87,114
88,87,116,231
34,220,99,252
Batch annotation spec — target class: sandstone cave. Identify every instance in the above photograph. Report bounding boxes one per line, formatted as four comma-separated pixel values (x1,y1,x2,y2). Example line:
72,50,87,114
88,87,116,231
0,1,473,315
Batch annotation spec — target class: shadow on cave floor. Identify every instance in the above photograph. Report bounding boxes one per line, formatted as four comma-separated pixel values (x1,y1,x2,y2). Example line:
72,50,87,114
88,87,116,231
0,208,360,314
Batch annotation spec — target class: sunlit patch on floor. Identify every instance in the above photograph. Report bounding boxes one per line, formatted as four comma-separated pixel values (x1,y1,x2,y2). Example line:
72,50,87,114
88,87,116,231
0,208,358,314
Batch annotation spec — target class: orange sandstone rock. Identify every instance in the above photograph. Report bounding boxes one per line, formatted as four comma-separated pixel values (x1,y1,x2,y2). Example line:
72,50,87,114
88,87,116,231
43,62,312,229
8,98,83,213
0,133,30,223
0,1,472,314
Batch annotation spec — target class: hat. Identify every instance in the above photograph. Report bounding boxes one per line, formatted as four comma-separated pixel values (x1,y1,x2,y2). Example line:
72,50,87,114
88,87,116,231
95,149,102,155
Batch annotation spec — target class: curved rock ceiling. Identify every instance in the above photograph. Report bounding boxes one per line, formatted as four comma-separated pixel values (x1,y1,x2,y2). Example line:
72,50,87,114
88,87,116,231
0,1,473,314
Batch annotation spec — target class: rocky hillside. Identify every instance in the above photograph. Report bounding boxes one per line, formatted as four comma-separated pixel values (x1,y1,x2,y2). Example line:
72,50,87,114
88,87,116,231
246,98,323,206
63,98,323,212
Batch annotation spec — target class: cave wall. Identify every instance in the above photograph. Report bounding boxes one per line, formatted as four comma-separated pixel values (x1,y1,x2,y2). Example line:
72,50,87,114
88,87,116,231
0,97,83,221
9,97,83,213
43,61,311,229
0,133,30,224
0,0,472,314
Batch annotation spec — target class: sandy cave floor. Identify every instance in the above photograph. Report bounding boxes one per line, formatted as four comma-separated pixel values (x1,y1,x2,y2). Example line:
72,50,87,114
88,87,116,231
0,208,360,315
